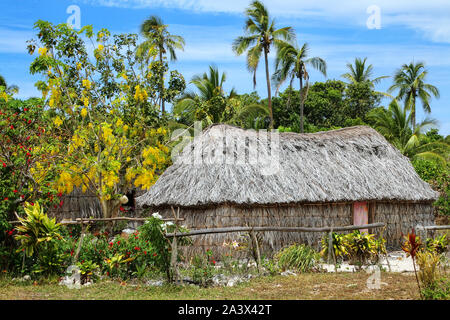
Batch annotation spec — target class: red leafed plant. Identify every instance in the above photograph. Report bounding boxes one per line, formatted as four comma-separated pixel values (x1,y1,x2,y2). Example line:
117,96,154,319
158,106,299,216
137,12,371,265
401,229,423,298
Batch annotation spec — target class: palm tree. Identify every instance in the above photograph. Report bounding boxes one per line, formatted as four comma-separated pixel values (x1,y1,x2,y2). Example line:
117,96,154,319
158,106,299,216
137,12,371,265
388,61,440,130
232,0,295,129
369,100,448,164
272,42,326,133
341,57,390,97
174,65,267,128
342,57,388,85
138,15,185,114
0,74,19,94
173,65,235,124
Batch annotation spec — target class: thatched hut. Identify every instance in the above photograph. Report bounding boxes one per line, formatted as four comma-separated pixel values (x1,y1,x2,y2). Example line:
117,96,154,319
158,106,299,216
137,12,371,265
136,124,438,256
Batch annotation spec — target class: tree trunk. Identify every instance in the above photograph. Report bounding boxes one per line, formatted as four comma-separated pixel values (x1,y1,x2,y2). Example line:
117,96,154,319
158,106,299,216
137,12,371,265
411,93,416,131
299,75,304,133
264,48,274,129
159,48,165,114
100,199,120,231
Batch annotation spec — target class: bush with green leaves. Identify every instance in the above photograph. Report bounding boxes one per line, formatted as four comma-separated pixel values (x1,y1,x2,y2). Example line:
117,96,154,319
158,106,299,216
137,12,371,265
416,250,449,300
76,260,99,284
320,231,386,267
189,249,216,287
412,158,449,217
14,202,69,275
138,213,191,282
275,244,320,273
320,232,349,260
425,234,449,255
345,231,386,268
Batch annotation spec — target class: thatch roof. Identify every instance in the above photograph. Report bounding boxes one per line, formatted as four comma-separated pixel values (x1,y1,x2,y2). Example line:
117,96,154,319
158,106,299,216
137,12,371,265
136,124,439,209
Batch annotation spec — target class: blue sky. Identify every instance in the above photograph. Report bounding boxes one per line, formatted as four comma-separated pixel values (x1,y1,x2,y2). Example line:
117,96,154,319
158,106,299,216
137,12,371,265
1,0,449,135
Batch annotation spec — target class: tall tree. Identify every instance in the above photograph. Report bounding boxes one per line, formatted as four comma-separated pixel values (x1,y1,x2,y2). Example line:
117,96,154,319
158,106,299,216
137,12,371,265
341,57,389,98
388,61,440,130
139,15,185,114
174,65,234,124
342,57,388,85
368,100,448,164
0,74,19,95
174,65,267,128
272,42,326,133
232,0,295,129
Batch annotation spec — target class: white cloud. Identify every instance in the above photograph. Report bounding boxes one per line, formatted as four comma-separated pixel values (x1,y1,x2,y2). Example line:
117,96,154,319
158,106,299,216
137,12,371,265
0,28,34,54
81,0,450,43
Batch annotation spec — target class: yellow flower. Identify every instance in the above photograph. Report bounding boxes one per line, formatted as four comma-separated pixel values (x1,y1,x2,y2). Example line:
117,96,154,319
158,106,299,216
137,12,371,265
76,62,82,70
81,108,88,118
54,116,63,127
98,44,104,51
38,47,48,56
83,97,89,107
0,92,8,102
82,79,91,90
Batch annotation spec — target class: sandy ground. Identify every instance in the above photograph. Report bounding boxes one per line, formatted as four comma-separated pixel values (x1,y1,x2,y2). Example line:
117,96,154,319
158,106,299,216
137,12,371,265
320,250,448,273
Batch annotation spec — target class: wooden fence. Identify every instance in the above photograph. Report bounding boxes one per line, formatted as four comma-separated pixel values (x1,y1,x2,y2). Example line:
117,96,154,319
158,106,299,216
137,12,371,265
163,206,387,281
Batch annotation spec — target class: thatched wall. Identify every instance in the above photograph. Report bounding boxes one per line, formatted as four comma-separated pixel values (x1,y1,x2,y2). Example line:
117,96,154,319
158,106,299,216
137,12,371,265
372,202,435,247
48,188,147,220
156,201,434,259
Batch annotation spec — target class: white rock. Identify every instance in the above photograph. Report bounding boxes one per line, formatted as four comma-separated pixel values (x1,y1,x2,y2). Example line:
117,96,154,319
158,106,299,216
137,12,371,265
146,280,164,286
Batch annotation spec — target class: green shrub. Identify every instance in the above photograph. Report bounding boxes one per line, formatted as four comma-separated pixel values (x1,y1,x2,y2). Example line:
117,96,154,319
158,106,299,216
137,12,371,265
138,213,191,282
189,249,216,287
76,260,99,284
425,234,449,255
345,231,386,267
421,278,450,300
320,231,386,267
14,202,68,276
416,250,449,300
320,232,349,260
275,244,320,273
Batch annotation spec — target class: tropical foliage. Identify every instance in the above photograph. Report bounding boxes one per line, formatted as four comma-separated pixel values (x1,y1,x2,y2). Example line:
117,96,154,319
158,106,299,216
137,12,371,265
0,6,448,285
232,0,295,128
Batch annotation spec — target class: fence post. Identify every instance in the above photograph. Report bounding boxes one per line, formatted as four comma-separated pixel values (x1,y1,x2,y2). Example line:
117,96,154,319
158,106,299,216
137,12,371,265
327,230,333,265
169,206,180,283
250,230,262,274
73,217,86,264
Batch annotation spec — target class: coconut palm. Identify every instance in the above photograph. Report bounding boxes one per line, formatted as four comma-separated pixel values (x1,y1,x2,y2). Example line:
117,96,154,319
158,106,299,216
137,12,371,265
342,57,388,86
0,74,19,94
174,65,267,128
173,65,235,124
341,57,390,98
369,99,449,164
388,62,440,130
272,42,326,133
232,0,295,129
138,15,185,114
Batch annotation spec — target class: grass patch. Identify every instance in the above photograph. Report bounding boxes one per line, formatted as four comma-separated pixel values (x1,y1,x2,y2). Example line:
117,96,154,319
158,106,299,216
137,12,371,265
0,272,423,300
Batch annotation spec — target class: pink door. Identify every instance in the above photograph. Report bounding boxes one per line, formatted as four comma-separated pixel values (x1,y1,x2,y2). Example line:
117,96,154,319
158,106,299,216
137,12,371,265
353,202,368,233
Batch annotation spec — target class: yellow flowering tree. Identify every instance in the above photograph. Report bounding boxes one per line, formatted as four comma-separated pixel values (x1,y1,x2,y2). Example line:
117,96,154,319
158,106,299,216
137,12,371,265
26,21,184,218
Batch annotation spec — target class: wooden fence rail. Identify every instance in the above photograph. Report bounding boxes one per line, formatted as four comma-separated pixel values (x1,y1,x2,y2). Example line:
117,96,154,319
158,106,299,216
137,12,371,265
165,222,385,238
416,224,450,241
418,225,450,231
7,216,183,225
166,221,386,279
